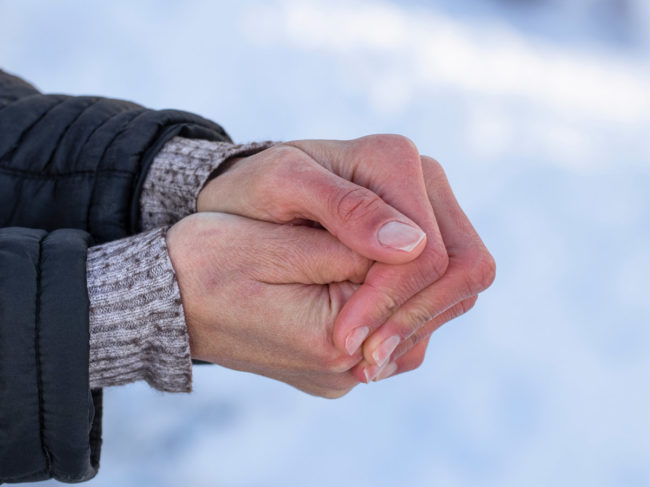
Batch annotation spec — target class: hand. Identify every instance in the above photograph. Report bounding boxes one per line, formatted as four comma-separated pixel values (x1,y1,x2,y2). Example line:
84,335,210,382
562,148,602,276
197,135,495,382
347,155,495,382
166,212,371,398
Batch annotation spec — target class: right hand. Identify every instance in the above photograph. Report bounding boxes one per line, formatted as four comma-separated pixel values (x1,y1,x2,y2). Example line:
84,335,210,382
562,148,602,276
166,212,372,398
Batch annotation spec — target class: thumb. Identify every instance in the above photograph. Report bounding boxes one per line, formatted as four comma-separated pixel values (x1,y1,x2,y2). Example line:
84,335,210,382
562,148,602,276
299,165,427,265
255,223,373,285
199,145,427,265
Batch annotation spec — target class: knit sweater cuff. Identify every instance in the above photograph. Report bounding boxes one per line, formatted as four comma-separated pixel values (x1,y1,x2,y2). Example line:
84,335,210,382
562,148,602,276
140,136,274,231
87,227,192,392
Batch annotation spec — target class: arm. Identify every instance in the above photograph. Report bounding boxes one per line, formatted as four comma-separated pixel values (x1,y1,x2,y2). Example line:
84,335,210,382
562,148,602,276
85,138,276,391
0,68,230,242
118,134,495,385
0,228,100,484
0,69,229,483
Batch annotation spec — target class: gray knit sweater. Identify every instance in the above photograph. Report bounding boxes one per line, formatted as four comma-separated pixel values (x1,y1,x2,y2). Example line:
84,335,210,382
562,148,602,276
87,137,272,392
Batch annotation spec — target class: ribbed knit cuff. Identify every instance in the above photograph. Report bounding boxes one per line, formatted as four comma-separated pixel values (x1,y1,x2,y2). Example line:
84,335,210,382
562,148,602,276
87,227,192,392
139,136,274,231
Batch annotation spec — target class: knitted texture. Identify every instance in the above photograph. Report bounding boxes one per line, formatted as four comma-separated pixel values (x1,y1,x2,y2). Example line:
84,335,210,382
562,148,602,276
87,227,192,392
87,137,273,392
140,136,274,231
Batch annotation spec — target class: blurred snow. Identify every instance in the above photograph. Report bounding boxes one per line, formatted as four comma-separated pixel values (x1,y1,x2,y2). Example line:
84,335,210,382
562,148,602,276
1,0,648,486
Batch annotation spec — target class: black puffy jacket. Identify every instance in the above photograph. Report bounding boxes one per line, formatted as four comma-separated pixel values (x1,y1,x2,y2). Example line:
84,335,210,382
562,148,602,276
0,70,229,483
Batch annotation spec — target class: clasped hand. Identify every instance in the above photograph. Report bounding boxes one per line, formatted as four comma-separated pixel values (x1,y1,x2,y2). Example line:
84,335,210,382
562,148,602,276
167,135,495,398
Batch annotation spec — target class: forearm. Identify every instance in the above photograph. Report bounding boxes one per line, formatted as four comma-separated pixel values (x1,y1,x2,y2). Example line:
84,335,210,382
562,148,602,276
86,137,273,391
0,70,232,243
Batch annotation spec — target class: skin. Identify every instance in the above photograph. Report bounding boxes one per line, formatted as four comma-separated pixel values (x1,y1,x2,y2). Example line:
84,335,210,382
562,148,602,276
166,212,371,398
173,134,495,395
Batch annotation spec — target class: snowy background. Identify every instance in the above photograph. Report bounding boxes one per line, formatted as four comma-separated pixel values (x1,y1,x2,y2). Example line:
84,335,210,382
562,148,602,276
2,0,649,485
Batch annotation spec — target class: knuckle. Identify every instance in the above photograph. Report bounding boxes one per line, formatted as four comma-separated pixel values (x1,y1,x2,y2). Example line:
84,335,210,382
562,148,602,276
363,282,401,315
331,187,384,224
314,373,358,399
412,350,426,369
356,134,420,167
319,349,359,374
402,348,426,372
384,135,420,169
319,384,355,399
401,303,436,335
421,154,443,172
421,155,447,185
270,142,305,162
382,291,400,315
379,134,419,156
256,146,312,220
464,249,496,295
458,295,479,315
260,146,302,188
404,330,433,358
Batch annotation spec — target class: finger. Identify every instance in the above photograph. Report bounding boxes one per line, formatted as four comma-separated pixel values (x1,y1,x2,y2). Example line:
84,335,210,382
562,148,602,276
340,156,495,363
359,251,488,365
349,296,477,382
295,139,452,356
241,217,374,285
391,295,478,362
375,338,429,381
200,145,427,264
286,136,434,223
332,242,447,356
294,164,428,264
287,136,445,263
372,295,468,380
332,223,449,358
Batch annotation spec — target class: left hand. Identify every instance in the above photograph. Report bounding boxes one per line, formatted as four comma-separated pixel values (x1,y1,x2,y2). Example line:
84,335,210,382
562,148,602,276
167,212,372,398
197,135,495,382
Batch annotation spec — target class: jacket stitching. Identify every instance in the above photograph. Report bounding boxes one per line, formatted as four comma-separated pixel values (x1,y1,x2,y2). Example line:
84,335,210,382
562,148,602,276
34,234,52,475
40,98,100,172
71,99,125,173
0,96,68,164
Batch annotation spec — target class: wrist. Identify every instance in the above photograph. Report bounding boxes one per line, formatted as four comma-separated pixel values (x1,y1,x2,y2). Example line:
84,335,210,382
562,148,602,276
140,138,274,230
196,156,246,212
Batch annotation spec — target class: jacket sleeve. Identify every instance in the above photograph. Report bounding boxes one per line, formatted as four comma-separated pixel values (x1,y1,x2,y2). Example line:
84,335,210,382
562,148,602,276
0,227,102,483
0,69,229,482
0,69,231,243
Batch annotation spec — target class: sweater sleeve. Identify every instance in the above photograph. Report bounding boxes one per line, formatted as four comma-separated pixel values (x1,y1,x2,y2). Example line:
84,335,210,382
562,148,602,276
86,227,192,392
85,138,275,392
139,136,274,231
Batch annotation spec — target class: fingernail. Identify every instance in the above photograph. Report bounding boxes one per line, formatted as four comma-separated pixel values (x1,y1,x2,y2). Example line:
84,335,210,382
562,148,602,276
363,364,381,383
345,326,369,355
372,335,400,367
374,362,398,381
378,221,425,252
